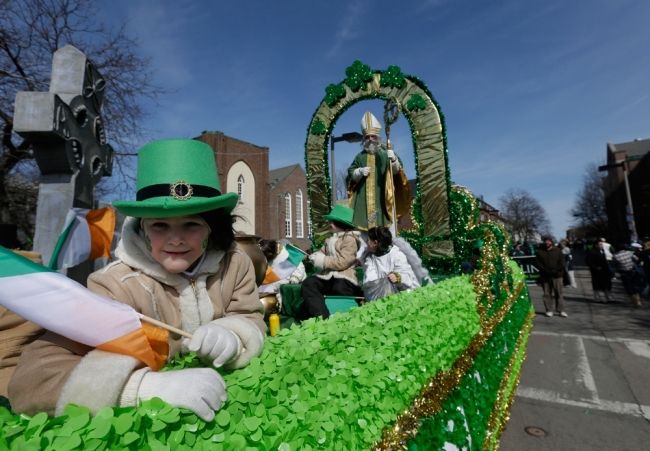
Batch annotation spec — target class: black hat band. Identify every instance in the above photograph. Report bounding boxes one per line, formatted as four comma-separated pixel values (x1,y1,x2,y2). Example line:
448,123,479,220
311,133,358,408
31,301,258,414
137,181,220,201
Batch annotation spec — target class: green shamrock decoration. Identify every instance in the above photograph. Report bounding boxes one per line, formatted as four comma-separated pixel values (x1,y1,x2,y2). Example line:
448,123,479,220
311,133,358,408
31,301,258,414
344,60,373,92
324,83,346,106
310,118,327,136
406,93,428,112
380,65,406,89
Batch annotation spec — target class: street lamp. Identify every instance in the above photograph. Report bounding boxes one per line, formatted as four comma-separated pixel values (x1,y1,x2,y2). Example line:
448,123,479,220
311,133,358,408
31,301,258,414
598,159,638,242
330,132,363,204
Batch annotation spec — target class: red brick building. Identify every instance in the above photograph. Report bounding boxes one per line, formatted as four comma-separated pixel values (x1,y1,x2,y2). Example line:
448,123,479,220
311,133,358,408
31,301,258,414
268,165,311,250
477,195,503,225
196,131,311,249
602,138,650,244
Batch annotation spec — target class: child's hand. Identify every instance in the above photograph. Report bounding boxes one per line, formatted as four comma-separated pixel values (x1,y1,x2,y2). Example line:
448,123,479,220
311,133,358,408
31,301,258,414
387,272,401,284
137,368,227,421
184,323,241,368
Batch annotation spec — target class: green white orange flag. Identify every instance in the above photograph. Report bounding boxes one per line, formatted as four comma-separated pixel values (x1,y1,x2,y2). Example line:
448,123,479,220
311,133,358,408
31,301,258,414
260,243,305,287
49,207,116,270
0,246,168,370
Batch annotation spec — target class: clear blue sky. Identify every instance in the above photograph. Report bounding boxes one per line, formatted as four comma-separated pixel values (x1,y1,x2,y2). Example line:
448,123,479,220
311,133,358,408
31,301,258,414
101,0,650,239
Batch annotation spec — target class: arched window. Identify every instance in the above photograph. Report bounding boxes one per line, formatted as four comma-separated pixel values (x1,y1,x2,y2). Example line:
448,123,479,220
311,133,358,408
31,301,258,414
227,162,255,234
237,175,245,202
295,190,304,238
284,193,292,238
307,199,312,239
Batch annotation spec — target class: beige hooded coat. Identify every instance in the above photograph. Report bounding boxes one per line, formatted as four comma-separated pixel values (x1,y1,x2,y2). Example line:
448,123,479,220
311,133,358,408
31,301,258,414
8,217,265,416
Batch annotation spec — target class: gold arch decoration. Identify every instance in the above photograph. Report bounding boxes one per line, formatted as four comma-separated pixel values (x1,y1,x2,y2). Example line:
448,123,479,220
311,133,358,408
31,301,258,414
305,61,454,259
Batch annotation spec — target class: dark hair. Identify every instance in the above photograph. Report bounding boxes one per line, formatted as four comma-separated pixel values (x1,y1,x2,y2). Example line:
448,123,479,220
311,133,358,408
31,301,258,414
367,226,392,254
331,220,355,231
614,243,628,253
199,208,236,251
258,239,278,262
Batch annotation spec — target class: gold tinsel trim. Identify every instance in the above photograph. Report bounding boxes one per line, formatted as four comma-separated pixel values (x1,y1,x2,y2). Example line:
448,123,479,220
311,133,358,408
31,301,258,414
482,309,535,450
471,229,497,318
373,282,525,450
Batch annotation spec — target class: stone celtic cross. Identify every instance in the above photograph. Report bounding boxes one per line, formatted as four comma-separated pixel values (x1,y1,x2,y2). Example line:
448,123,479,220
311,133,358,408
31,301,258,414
13,45,113,272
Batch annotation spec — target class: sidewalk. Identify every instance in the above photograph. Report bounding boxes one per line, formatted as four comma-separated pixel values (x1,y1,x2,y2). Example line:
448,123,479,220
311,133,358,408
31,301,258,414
500,265,650,450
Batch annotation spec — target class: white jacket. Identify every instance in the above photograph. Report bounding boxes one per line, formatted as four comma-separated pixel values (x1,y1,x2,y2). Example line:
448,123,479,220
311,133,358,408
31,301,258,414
363,246,420,291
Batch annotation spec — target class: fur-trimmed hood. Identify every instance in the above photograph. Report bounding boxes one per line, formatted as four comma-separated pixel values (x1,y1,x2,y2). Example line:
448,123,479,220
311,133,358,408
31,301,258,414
116,217,226,289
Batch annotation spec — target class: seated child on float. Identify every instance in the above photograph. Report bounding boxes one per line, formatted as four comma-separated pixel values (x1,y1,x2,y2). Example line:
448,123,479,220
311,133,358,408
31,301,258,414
361,226,420,301
299,205,364,320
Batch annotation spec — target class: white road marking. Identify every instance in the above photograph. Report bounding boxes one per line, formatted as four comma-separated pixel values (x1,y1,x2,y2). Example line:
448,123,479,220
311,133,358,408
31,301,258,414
624,341,650,359
516,387,650,420
576,337,600,402
532,330,650,346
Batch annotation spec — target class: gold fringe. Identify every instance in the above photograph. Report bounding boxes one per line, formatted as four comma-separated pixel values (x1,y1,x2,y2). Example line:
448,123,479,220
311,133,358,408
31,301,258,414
373,282,525,450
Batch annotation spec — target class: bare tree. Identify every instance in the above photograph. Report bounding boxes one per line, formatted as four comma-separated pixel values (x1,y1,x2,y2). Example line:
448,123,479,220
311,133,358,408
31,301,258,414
499,188,551,242
335,168,349,200
1,0,162,242
570,163,608,238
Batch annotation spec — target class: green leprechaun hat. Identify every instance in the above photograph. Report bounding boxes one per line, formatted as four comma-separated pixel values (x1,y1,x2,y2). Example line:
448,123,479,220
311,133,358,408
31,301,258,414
113,139,238,218
323,204,356,229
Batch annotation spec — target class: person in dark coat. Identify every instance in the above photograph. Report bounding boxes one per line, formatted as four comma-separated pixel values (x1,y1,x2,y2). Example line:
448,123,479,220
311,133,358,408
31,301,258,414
585,240,612,303
640,241,650,291
613,243,644,307
536,236,566,317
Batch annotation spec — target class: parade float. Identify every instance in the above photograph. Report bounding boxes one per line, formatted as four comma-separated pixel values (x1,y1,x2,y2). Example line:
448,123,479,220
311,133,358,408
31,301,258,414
0,61,533,450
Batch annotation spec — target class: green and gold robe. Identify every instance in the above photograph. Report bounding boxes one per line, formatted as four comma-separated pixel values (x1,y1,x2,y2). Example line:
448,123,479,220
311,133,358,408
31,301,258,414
346,148,407,230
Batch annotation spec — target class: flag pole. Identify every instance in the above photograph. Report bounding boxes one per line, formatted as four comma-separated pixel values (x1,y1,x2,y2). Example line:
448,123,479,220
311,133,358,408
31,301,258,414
138,313,193,339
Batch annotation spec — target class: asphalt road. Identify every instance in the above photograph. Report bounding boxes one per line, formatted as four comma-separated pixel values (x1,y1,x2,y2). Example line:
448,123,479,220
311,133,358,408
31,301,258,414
500,262,650,451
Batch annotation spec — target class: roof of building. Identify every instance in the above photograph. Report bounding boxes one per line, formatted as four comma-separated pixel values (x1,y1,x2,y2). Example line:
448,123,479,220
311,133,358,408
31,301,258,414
197,130,269,151
269,164,303,189
608,138,650,158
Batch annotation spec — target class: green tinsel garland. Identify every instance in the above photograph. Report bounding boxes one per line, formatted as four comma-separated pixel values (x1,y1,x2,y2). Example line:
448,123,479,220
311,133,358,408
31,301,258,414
406,278,533,449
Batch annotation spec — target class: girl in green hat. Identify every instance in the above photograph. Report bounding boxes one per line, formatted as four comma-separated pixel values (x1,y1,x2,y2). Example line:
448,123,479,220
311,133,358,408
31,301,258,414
299,205,364,320
9,140,265,422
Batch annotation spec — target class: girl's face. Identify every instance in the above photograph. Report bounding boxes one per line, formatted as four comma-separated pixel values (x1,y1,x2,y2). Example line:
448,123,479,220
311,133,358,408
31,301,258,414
330,221,343,233
141,215,211,273
366,237,379,254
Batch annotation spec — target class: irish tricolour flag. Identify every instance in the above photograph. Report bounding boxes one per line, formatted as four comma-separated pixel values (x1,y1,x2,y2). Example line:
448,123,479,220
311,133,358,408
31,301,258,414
0,246,168,370
260,243,305,288
49,207,116,270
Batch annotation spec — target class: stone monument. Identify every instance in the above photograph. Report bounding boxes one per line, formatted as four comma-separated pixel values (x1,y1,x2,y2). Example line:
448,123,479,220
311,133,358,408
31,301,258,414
13,45,113,281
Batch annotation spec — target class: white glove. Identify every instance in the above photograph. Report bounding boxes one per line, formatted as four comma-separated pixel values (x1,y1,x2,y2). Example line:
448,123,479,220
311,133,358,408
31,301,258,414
184,322,241,368
352,167,370,181
137,369,227,422
387,148,396,161
309,252,326,269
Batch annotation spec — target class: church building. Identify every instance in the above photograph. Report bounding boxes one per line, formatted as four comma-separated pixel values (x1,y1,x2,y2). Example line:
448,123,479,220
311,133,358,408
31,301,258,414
196,131,311,249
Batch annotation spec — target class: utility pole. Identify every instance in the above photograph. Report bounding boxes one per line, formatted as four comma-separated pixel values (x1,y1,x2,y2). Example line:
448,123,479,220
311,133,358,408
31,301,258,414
598,159,638,242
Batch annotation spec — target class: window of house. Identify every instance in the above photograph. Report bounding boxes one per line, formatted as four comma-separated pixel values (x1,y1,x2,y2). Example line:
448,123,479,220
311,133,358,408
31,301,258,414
295,190,304,238
284,193,292,238
237,175,244,202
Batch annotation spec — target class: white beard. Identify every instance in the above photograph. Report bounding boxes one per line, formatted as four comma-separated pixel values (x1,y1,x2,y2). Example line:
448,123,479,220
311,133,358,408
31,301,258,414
364,141,380,154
